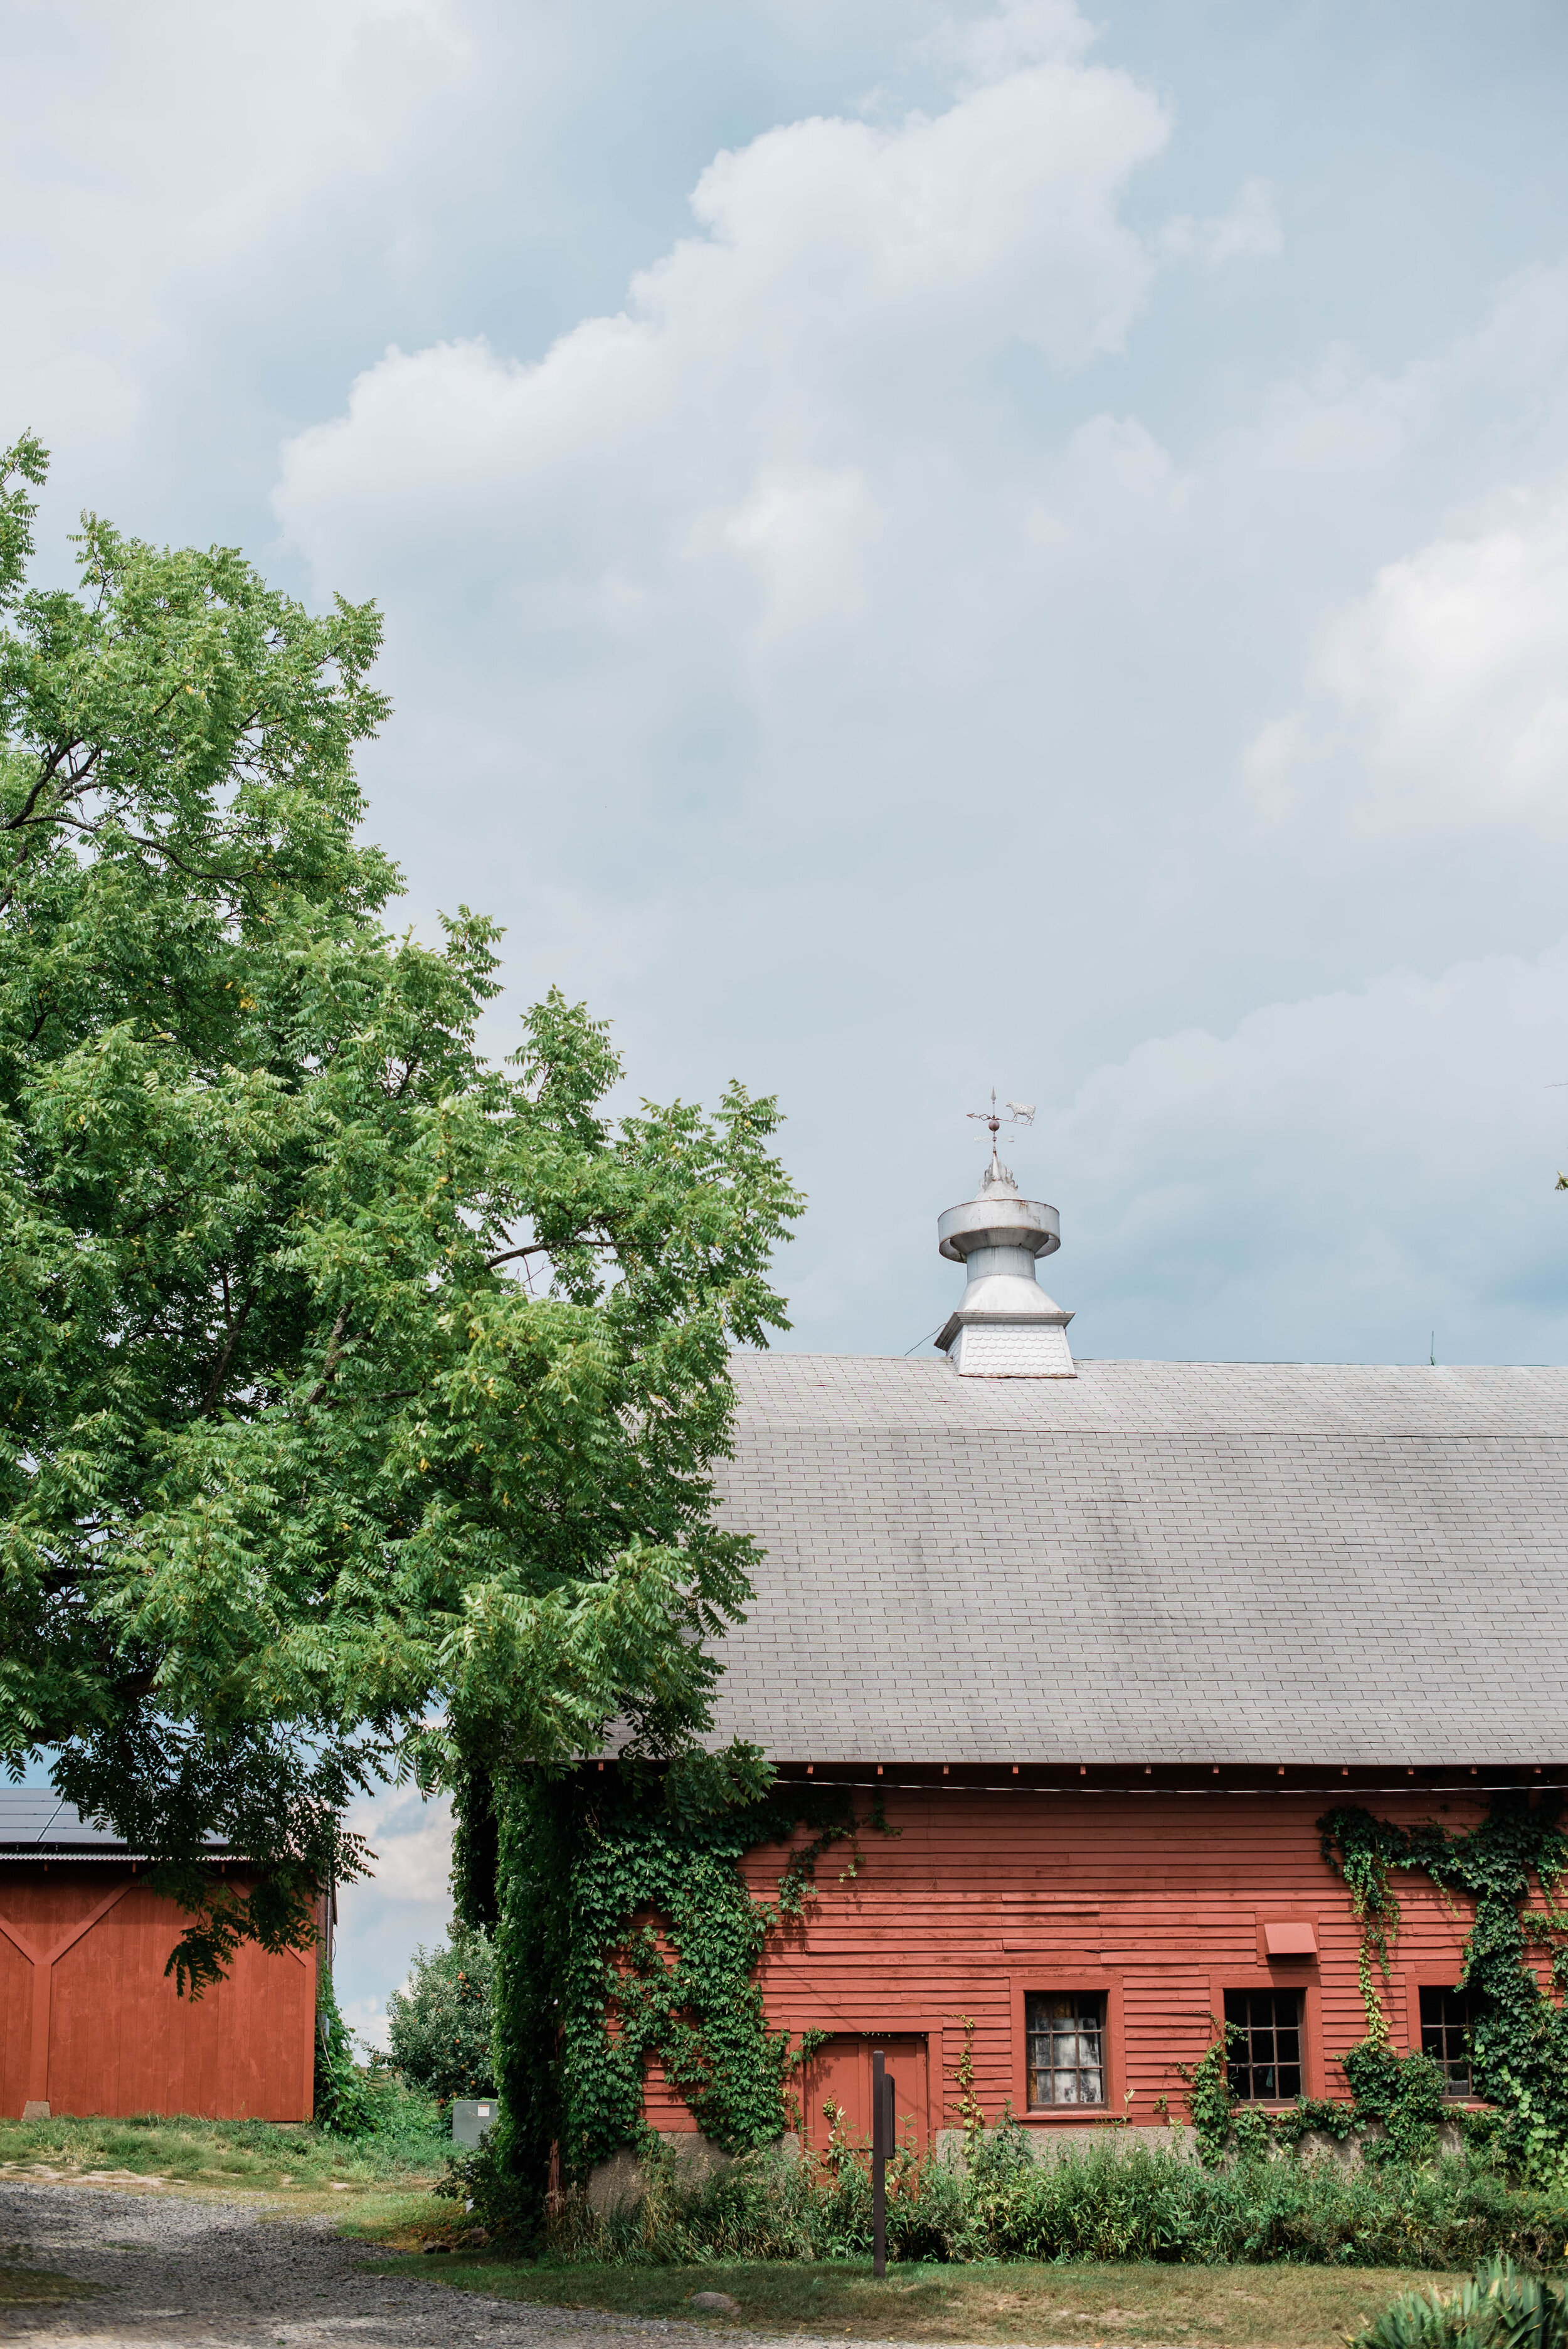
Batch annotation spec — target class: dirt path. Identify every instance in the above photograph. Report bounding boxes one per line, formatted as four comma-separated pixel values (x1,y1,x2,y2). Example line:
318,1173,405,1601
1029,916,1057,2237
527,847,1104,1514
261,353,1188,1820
0,2182,760,2349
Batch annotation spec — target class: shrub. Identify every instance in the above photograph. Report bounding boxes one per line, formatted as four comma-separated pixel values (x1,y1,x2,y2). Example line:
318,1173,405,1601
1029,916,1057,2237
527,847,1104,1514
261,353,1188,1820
314,1966,380,2137
387,1921,496,2111
969,2141,1568,2270
460,2133,1568,2269
1352,2257,1568,2349
315,1961,449,2151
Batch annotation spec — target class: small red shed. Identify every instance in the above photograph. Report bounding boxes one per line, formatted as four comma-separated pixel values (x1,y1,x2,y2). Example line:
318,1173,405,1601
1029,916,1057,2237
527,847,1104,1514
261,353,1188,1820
0,1793,320,2122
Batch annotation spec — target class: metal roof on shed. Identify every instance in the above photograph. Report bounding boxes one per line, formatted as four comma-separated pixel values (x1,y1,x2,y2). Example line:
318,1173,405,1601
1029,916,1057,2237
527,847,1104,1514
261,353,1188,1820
0,1791,235,1859
0,1791,142,1853
704,1352,1568,1766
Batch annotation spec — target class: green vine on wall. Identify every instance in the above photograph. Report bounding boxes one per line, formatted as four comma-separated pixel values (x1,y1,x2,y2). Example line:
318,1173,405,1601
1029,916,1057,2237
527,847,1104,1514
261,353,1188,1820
1177,2022,1246,2165
462,1749,890,2235
1318,1793,1568,2177
1178,2013,1458,2170
948,2015,987,2156
1175,1794,1568,2177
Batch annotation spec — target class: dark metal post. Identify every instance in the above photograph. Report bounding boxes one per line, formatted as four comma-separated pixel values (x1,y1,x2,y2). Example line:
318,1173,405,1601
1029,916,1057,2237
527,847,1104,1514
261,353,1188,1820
871,2049,888,2279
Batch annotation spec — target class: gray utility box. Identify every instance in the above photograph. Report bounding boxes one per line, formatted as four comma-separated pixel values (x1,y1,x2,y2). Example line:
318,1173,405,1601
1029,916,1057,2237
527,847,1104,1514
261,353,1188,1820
451,2099,500,2148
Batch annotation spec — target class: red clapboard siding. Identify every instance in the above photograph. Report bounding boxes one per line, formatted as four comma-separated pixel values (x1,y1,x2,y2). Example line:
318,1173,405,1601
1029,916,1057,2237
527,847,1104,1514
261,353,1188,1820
0,1869,317,2121
640,1790,1490,2137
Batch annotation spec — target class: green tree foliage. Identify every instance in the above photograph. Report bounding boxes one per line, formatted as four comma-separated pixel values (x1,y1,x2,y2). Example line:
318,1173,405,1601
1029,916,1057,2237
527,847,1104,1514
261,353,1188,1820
386,1921,496,2108
0,434,803,1990
314,1966,381,2138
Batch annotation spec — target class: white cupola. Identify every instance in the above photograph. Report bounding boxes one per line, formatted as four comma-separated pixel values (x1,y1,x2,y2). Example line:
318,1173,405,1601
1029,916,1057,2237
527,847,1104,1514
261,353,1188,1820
935,1121,1075,1379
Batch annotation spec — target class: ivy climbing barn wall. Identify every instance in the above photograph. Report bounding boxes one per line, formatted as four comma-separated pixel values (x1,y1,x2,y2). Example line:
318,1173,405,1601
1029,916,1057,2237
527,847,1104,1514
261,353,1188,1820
632,1781,1505,2147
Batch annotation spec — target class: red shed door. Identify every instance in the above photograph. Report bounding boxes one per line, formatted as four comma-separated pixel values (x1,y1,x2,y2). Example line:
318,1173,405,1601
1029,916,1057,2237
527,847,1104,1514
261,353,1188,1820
802,2034,929,2153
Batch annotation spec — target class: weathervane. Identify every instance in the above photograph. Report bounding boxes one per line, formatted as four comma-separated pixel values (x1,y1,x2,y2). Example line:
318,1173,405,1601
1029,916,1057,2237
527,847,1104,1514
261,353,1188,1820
967,1088,1035,1182
967,1088,1035,1140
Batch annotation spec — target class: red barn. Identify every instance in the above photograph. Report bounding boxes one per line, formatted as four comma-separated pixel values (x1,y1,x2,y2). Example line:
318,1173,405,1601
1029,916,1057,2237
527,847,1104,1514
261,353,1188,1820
0,1793,321,2122
638,1145,1568,2159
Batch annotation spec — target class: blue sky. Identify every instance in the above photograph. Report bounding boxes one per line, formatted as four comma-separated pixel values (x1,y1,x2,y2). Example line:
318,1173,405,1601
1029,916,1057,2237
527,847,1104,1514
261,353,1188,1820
10,0,1568,2041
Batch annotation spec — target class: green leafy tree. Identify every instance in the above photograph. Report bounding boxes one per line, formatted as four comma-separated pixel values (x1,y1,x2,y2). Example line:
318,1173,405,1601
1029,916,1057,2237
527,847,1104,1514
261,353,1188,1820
0,434,803,1990
387,1920,496,2108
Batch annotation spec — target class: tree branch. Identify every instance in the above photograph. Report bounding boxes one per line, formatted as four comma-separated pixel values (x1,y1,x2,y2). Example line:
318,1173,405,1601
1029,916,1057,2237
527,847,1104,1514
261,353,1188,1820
305,1308,349,1406
3,738,83,830
50,813,263,889
197,1285,258,1418
484,1239,618,1271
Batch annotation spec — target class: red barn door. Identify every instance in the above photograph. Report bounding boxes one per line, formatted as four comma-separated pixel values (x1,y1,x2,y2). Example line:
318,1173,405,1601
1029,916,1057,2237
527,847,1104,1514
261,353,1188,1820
801,2034,930,2153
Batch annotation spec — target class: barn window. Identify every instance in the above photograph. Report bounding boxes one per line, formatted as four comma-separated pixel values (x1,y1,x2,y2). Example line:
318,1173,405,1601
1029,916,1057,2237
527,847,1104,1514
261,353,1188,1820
1223,1989,1303,2100
1419,1988,1476,2094
1024,1993,1106,2106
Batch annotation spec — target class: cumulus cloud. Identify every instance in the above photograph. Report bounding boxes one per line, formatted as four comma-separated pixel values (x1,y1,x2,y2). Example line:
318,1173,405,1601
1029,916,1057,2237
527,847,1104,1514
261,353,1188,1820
934,0,1096,86
273,0,1295,981
1322,503,1568,818
0,0,465,484
1234,265,1568,842
1240,492,1568,837
334,1783,454,2051
1052,937,1568,1367
274,9,1171,607
1157,176,1283,270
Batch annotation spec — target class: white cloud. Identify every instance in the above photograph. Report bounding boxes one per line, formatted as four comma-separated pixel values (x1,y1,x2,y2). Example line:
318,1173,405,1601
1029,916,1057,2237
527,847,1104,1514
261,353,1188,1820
1231,264,1568,844
1053,936,1568,1365
1158,176,1283,270
269,0,1208,957
1239,492,1568,837
934,0,1096,87
1318,502,1568,819
273,8,1171,616
334,1782,454,2051
0,0,470,526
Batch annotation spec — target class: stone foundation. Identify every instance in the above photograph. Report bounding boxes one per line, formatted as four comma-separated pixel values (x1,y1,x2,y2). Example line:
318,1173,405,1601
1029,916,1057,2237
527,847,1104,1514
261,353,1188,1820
586,2116,1466,2207
934,2123,1199,2162
586,2131,800,2214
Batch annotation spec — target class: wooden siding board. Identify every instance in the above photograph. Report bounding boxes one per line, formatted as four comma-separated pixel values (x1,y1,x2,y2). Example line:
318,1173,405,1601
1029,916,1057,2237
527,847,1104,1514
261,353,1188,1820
0,1933,31,2116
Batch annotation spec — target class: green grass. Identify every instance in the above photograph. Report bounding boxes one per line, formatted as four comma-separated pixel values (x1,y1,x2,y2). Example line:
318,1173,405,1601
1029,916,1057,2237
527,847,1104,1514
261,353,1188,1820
381,2255,1468,2346
0,2108,447,2204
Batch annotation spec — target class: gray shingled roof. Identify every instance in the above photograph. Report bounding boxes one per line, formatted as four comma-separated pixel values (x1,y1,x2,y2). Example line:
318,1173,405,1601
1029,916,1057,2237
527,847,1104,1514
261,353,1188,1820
706,1354,1568,1765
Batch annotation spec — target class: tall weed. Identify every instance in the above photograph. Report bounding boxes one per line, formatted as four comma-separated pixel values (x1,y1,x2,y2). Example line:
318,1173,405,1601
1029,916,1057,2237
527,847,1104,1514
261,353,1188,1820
516,2138,1568,2272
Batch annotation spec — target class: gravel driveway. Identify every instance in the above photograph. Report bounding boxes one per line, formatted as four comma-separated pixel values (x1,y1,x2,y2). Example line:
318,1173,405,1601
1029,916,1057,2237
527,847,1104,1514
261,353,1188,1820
0,2182,755,2349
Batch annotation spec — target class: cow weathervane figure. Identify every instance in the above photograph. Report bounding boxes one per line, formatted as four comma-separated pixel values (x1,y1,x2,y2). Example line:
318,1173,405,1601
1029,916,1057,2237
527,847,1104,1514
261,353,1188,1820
967,1088,1035,1139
